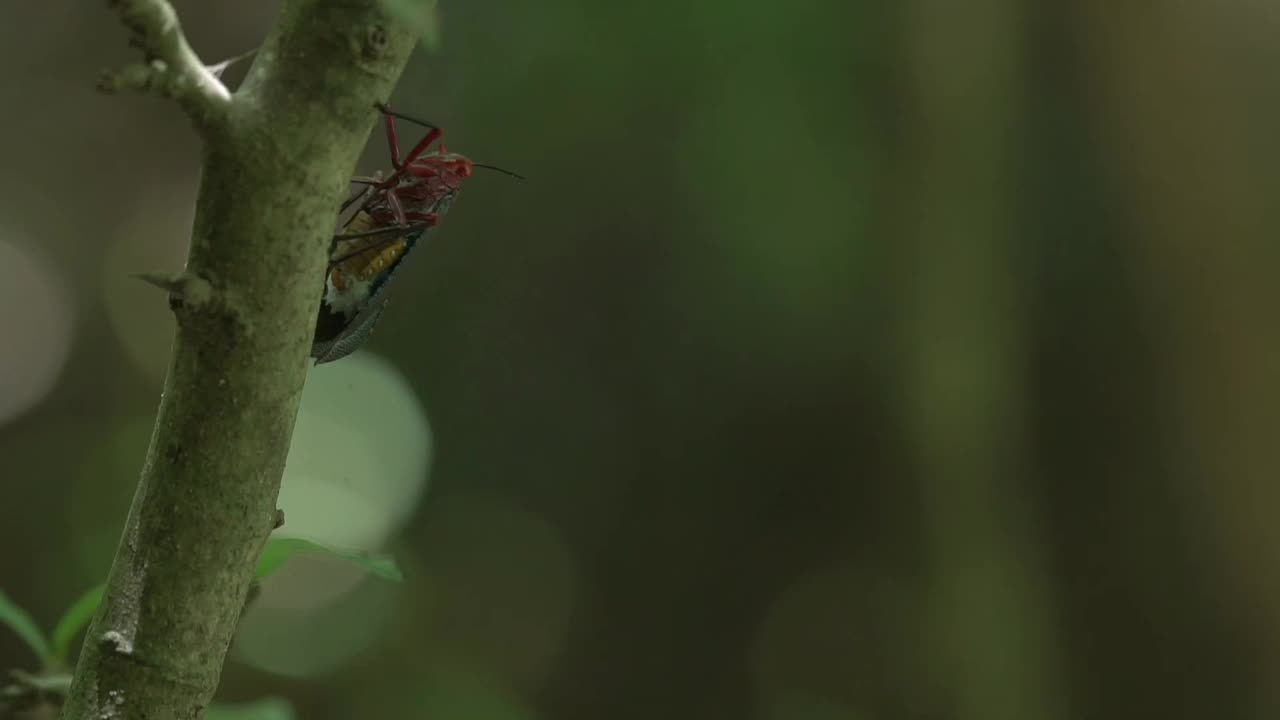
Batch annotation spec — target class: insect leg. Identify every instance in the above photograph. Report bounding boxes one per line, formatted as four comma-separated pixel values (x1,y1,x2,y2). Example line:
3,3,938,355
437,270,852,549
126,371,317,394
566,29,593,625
386,190,409,227
332,222,431,243
382,106,404,170
327,223,431,267
339,184,373,215
402,212,441,225
340,169,388,214
376,102,443,169
375,103,438,131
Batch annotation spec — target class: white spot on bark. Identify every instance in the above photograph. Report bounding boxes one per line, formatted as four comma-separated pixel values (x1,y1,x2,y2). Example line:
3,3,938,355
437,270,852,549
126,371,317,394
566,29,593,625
98,688,126,718
101,630,134,655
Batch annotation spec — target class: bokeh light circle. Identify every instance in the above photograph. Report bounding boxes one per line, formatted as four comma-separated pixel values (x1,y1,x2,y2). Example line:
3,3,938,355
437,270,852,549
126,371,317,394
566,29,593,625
234,558,401,678
0,238,75,426
413,493,579,692
277,351,432,549
233,353,433,676
101,179,194,381
753,567,907,716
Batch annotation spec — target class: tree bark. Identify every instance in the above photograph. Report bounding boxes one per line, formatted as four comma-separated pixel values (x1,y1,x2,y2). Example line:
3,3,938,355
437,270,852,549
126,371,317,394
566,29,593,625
62,2,419,718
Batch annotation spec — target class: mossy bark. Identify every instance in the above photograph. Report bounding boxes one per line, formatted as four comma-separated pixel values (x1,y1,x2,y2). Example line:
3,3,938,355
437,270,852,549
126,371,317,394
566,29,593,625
61,3,418,718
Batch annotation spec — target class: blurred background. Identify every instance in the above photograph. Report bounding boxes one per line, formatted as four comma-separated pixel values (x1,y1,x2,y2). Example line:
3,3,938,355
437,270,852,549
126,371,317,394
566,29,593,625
2,0,1279,718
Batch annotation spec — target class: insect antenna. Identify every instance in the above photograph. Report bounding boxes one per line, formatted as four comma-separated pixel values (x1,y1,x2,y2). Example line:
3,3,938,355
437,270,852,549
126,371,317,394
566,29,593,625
473,163,526,180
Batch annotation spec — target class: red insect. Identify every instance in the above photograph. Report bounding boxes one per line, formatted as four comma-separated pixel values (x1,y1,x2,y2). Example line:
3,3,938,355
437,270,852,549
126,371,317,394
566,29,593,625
348,103,476,228
311,103,520,364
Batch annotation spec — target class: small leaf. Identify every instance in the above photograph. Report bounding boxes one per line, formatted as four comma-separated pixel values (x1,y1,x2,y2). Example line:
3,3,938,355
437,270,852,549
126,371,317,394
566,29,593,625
50,585,105,665
256,537,403,582
205,697,297,720
39,539,399,666
0,589,51,662
8,669,72,695
380,0,443,51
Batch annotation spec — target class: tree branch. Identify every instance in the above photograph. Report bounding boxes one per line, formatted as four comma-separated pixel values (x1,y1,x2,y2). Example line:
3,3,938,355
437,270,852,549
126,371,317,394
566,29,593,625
96,0,232,131
61,2,419,718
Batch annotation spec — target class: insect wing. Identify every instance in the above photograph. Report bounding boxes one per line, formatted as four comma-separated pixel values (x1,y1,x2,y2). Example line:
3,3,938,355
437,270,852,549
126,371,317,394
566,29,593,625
312,295,388,364
310,222,430,364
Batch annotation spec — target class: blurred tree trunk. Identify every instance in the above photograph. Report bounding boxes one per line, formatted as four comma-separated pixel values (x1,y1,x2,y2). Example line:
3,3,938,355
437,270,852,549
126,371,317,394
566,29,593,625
896,0,1065,717
60,2,418,718
1074,1,1280,711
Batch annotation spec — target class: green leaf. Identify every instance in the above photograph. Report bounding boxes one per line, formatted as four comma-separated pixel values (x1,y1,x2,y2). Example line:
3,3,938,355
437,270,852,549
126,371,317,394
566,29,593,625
0,589,51,662
256,537,404,583
205,698,297,720
7,669,72,695
40,539,398,667
51,585,105,665
380,0,443,51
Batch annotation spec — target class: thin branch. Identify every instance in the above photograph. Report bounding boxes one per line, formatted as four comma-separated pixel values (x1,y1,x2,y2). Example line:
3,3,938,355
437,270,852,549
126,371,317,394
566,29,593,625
97,0,231,131
206,48,258,80
133,270,219,313
61,1,420,718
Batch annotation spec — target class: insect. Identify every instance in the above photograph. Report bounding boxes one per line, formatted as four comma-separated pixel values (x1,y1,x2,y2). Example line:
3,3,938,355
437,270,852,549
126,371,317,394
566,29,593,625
311,103,521,364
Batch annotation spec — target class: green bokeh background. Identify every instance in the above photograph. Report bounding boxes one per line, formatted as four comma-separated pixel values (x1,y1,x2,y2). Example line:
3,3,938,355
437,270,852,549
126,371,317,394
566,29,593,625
3,1,1280,718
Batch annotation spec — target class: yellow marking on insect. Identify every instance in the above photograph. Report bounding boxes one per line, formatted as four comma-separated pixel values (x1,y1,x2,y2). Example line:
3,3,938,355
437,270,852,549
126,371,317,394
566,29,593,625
328,211,410,291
